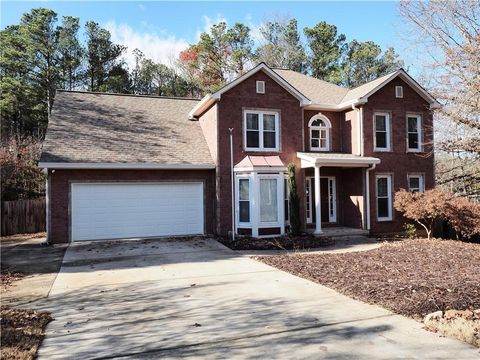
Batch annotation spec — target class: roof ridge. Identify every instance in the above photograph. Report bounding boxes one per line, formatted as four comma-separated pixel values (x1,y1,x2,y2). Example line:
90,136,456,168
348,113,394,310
56,89,200,101
347,69,401,92
273,68,348,91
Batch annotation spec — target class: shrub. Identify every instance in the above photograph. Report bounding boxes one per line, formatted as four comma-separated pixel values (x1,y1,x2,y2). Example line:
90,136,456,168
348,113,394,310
394,188,451,240
404,223,417,239
287,163,301,236
395,188,480,240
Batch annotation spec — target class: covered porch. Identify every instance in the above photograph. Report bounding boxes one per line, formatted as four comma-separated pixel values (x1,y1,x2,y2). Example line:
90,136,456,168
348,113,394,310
298,152,380,235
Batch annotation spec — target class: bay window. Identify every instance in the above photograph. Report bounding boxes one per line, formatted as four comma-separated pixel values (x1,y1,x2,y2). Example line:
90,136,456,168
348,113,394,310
244,111,279,151
238,178,250,223
260,178,278,223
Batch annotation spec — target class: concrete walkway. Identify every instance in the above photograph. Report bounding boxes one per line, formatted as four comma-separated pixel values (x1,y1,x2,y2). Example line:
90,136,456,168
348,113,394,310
37,238,478,359
236,236,382,257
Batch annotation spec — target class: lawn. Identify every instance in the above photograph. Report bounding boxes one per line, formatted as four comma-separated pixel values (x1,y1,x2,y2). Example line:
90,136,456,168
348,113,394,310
257,239,480,319
0,307,52,360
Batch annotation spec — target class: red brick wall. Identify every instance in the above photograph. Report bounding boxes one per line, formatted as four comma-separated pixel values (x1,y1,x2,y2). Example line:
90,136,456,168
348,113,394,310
48,169,216,243
363,77,434,233
216,70,305,235
303,110,343,152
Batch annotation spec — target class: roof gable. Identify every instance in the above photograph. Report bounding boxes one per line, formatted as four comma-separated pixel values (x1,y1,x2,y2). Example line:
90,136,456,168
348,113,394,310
189,63,311,118
342,69,440,107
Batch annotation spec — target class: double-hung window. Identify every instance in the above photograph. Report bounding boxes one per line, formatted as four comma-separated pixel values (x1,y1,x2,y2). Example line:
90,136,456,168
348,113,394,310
245,111,279,151
407,115,422,152
238,178,250,223
374,113,391,151
408,174,424,193
376,175,392,221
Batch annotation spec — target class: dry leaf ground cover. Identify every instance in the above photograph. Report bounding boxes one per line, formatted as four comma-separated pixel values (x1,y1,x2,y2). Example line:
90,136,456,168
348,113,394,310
257,239,480,319
0,307,52,360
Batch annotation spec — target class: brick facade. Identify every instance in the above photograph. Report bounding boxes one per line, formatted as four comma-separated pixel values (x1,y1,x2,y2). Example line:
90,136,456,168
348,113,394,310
215,70,305,235
48,169,216,243
362,77,434,233
46,70,435,242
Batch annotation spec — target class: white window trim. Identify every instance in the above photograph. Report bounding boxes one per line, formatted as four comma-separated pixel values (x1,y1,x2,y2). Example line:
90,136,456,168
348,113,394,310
374,112,391,152
256,80,265,94
236,175,251,226
395,86,404,98
406,114,423,152
235,171,285,237
305,176,337,224
284,177,290,224
308,114,331,151
407,174,424,193
244,110,280,152
376,174,393,221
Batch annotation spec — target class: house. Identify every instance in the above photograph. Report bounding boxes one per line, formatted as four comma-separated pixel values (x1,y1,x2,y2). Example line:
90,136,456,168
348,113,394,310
39,63,439,243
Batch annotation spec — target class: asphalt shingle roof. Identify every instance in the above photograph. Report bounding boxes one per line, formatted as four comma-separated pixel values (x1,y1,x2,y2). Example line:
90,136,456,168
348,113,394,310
273,68,399,106
40,91,214,166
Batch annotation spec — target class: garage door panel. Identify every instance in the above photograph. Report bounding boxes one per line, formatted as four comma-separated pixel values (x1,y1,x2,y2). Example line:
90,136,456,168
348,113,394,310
72,183,204,241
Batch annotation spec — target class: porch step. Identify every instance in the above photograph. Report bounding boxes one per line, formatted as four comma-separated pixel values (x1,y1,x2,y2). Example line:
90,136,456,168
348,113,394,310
318,227,370,239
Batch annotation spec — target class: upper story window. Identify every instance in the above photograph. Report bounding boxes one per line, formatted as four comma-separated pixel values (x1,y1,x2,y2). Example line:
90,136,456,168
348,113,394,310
395,86,404,98
309,114,331,151
256,81,265,94
244,110,279,151
407,114,422,152
374,112,391,152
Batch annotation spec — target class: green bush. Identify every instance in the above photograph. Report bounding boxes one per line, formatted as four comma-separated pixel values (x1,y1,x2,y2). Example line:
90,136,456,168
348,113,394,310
404,223,417,239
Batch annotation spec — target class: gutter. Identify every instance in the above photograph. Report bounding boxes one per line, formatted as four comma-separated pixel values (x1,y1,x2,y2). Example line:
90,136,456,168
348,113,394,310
38,162,216,170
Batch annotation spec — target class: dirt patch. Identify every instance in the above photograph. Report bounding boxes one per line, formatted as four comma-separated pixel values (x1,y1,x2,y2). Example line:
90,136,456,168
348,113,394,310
218,234,335,250
0,306,52,360
424,309,480,347
256,239,480,319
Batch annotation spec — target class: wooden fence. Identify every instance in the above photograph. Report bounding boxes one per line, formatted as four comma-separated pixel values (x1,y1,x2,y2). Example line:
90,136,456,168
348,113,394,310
1,198,46,236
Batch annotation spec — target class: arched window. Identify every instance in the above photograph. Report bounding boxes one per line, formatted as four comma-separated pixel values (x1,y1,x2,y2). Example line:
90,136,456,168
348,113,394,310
309,114,331,151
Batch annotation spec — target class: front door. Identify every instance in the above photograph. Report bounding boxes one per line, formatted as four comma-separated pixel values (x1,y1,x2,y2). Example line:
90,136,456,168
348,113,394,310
306,177,336,224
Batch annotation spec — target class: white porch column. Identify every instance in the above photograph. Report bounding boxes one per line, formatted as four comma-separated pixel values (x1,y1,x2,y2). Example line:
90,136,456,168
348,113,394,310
314,165,322,234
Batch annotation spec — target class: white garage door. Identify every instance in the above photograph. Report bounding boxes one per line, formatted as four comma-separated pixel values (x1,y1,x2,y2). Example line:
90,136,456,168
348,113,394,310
71,182,204,241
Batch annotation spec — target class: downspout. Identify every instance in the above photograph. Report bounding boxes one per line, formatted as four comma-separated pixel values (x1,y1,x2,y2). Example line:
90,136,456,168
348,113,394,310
229,128,235,241
43,168,50,245
365,163,376,231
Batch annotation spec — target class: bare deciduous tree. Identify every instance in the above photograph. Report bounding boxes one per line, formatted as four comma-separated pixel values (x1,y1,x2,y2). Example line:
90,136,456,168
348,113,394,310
399,0,480,200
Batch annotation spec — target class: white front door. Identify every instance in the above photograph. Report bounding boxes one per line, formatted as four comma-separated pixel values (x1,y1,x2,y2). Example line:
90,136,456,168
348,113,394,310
71,182,204,241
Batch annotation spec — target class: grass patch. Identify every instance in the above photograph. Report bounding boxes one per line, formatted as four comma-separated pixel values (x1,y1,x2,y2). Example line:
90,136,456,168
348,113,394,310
256,239,480,319
1,306,52,360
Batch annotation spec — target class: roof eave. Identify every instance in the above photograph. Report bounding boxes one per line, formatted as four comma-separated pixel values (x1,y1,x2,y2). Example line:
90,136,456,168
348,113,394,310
304,98,367,111
190,63,311,117
39,162,216,170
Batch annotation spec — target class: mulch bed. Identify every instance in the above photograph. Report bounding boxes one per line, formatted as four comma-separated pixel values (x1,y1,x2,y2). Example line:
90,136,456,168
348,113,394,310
0,271,25,289
0,306,52,360
218,234,335,250
256,239,480,319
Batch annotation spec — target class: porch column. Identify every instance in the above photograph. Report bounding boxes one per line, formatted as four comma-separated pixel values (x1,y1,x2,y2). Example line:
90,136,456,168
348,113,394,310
314,165,322,234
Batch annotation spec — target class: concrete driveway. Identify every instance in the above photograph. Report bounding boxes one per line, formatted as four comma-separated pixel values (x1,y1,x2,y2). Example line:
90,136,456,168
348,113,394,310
37,238,478,359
